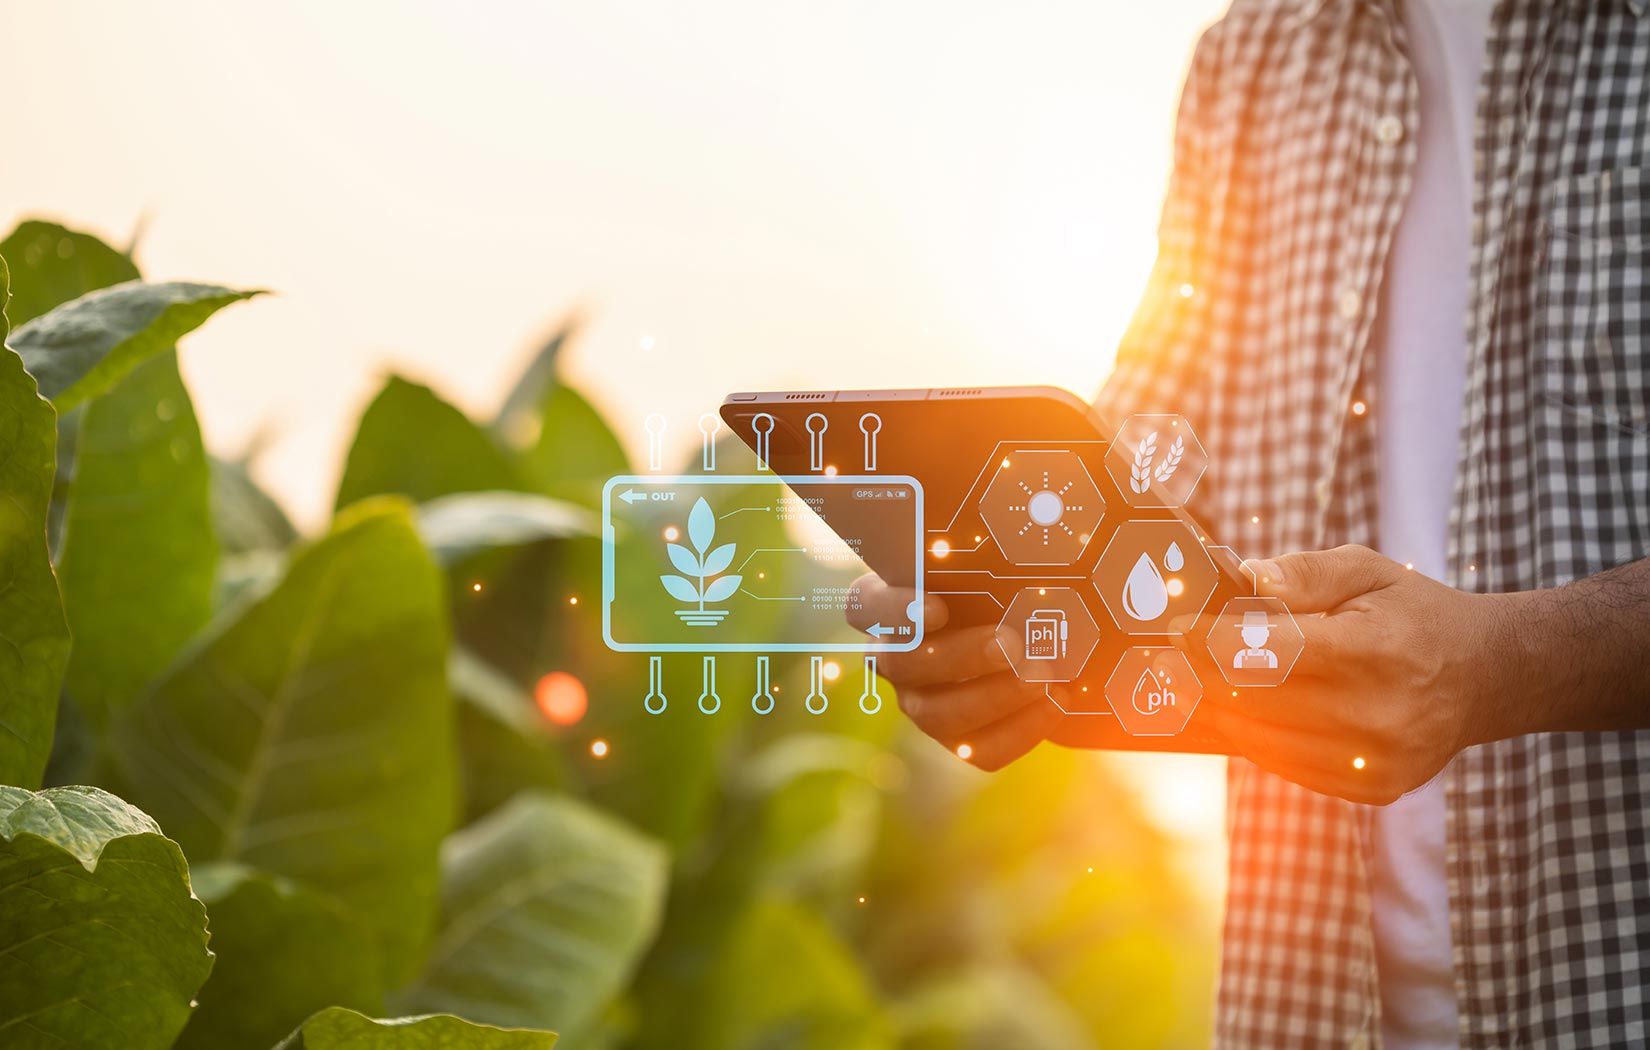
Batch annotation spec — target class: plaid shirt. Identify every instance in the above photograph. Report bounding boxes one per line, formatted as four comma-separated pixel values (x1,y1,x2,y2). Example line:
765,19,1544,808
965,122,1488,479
1096,0,1650,1045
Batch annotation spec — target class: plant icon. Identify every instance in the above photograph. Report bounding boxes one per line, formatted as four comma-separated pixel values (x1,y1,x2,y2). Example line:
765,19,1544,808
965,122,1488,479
660,497,741,626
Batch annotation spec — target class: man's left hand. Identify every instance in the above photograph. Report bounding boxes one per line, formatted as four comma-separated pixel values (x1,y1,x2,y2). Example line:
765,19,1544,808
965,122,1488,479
1200,544,1518,806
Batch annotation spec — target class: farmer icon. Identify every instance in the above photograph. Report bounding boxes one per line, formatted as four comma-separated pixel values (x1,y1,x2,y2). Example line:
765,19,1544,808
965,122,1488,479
1232,610,1279,670
1204,596,1304,688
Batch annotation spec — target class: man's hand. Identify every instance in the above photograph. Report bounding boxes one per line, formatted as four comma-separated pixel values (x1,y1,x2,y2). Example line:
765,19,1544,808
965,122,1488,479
1201,545,1519,805
847,574,1064,770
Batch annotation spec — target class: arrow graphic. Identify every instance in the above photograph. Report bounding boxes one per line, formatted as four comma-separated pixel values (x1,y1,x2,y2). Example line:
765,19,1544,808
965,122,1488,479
620,489,646,504
865,623,895,637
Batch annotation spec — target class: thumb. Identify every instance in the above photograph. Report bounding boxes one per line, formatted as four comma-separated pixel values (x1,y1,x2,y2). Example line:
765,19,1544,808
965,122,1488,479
1242,544,1401,613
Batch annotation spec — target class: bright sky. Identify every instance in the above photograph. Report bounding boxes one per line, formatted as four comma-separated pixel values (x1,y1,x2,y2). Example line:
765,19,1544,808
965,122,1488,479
2,0,1229,879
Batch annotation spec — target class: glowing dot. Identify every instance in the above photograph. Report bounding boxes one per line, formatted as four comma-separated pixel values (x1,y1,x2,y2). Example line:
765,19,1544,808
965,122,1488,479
1038,587,1047,596
663,526,680,541
758,572,766,579
1177,282,1196,299
856,896,867,905
1087,865,1095,874
771,685,781,694
931,539,951,558
974,535,983,543
1251,515,1261,524
1231,690,1238,697
1404,562,1414,571
471,582,483,592
1352,400,1368,416
1469,564,1477,572
1079,533,1091,543
822,660,841,681
535,672,588,726
1352,756,1366,770
1080,685,1088,693
590,738,610,759
825,465,838,477
925,646,935,655
568,596,579,605
956,743,974,761
639,335,655,351
1001,458,1011,469
1166,577,1185,596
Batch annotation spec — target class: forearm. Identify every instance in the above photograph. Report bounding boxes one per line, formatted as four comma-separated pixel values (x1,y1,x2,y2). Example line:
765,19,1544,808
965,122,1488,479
1484,556,1650,739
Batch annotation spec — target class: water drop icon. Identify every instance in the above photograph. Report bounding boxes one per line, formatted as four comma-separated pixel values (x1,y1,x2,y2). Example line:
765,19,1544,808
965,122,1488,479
1121,552,1169,621
1165,542,1184,572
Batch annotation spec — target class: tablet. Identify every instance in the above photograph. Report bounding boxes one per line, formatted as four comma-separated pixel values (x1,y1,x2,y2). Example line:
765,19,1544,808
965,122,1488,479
720,386,1267,755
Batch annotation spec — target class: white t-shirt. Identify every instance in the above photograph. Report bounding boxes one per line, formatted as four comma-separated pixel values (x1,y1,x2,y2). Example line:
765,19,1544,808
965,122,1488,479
1370,1,1492,1047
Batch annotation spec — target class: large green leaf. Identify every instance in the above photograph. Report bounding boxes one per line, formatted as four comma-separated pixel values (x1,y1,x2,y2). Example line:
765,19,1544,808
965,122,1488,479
0,219,140,328
336,376,520,510
449,648,565,823
0,785,213,1048
491,319,578,446
399,793,667,1044
10,280,259,411
516,383,630,510
0,259,69,787
108,499,456,987
417,490,594,566
276,1007,556,1049
693,898,893,1050
58,350,217,726
176,863,382,1050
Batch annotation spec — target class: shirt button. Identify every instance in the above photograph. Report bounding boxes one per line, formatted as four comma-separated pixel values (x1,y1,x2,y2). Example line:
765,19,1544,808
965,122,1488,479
1375,114,1404,144
1338,289,1362,319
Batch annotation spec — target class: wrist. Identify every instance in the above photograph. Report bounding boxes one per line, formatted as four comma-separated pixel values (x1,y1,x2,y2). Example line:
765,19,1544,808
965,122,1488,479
1468,590,1551,741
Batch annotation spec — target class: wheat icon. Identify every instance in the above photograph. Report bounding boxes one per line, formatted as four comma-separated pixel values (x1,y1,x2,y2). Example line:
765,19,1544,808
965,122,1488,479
1130,431,1157,494
1154,434,1185,484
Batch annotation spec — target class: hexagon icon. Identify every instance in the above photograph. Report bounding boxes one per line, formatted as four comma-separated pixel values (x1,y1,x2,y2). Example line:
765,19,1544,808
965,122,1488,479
1204,596,1305,688
979,449,1105,566
1105,414,1208,509
996,586,1101,683
1093,520,1219,634
1104,648,1203,736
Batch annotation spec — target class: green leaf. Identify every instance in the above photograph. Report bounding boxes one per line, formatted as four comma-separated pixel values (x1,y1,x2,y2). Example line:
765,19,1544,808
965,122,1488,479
10,280,259,411
448,648,564,824
108,499,456,987
0,785,213,1049
212,455,298,554
417,490,594,566
666,541,702,577
491,319,579,445
701,574,742,603
176,863,382,1050
659,574,700,603
0,219,140,328
275,1007,556,1049
58,351,217,727
398,793,667,1044
0,259,70,788
514,382,630,510
336,376,520,511
695,899,892,1050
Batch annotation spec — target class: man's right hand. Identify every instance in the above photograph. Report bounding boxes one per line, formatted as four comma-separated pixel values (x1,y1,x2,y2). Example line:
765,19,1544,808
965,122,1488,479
847,573,1064,770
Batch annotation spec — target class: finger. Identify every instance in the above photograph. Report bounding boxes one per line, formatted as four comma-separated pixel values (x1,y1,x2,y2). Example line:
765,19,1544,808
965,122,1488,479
952,691,1064,772
878,624,1009,687
1242,544,1403,614
898,672,1046,741
845,574,948,633
1287,612,1364,677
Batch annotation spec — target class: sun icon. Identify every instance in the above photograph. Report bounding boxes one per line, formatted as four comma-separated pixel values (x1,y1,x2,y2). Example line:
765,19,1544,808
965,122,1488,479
978,449,1105,566
1008,470,1086,547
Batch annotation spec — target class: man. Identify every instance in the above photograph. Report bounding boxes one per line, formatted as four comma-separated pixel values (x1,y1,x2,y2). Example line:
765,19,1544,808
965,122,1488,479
853,1,1650,1045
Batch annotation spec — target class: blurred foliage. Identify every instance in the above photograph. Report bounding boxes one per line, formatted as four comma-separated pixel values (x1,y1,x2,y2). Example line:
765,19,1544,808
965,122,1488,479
0,219,1215,1048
